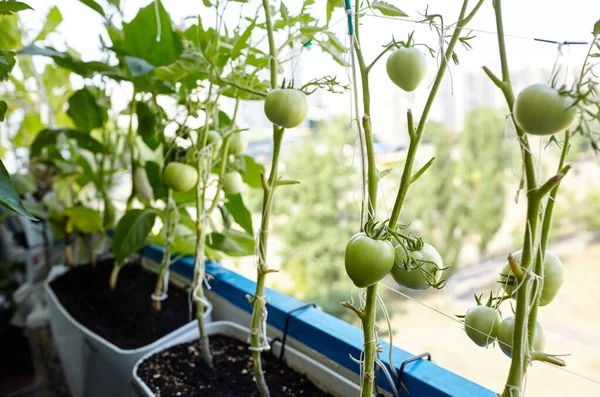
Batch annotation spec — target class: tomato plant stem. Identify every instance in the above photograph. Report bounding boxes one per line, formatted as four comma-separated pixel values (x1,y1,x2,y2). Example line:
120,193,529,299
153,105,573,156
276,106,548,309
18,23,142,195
109,263,121,291
360,285,378,397
527,131,570,358
389,0,484,229
248,1,279,395
487,1,550,395
152,188,173,312
126,92,137,211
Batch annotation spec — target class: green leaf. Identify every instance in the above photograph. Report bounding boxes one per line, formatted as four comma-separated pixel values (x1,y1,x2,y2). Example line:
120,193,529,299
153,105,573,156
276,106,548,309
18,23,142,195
0,49,16,81
31,128,107,157
61,206,103,234
74,153,99,188
317,38,345,66
34,6,62,42
154,50,208,83
112,209,156,263
67,88,107,131
241,155,264,188
18,45,112,77
145,161,166,200
0,101,7,121
0,160,37,220
224,193,253,234
232,20,255,60
125,55,155,77
207,229,254,257
0,1,33,15
371,1,408,17
122,0,183,67
136,102,160,150
13,111,43,147
326,0,342,23
594,19,600,36
78,0,104,16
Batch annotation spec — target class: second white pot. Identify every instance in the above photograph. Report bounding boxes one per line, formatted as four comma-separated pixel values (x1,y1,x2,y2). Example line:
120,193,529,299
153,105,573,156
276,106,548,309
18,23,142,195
132,321,360,397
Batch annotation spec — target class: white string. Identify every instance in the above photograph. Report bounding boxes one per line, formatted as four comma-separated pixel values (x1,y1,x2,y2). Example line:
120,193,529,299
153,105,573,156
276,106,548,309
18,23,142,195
360,13,589,45
153,0,161,42
348,34,368,229
247,294,271,352
375,357,401,397
377,293,398,379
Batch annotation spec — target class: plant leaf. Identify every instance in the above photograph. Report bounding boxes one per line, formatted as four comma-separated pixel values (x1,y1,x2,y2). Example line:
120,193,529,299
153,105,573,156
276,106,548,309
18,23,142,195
224,193,253,234
61,206,103,234
241,155,264,188
125,55,155,77
122,0,183,67
207,229,255,257
0,101,7,121
112,209,157,263
67,88,108,131
0,1,33,15
0,160,37,220
34,6,62,42
77,0,104,16
371,1,408,17
30,128,107,157
326,0,343,24
232,20,255,60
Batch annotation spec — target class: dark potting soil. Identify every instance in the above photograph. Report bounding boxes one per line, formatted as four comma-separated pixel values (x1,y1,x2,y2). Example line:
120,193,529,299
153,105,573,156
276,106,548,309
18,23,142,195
137,334,334,397
50,259,192,349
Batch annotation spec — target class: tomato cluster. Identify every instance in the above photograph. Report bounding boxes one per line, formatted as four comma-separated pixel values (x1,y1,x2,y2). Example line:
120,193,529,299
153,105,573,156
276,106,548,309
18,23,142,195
463,250,564,359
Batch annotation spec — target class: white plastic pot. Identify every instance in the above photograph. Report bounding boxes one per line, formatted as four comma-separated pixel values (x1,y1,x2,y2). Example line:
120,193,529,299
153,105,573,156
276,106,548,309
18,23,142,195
132,321,360,397
45,265,213,397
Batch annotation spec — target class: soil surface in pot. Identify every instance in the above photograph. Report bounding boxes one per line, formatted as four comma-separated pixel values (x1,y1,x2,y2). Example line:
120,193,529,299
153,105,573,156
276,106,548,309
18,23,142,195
50,259,191,349
137,334,333,396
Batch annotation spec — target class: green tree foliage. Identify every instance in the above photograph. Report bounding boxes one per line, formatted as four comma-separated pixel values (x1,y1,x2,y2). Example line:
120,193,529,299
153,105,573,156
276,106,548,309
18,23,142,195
402,108,506,268
273,118,358,318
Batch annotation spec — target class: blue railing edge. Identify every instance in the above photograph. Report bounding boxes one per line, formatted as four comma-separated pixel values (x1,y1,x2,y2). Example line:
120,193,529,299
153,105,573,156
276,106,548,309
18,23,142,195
142,244,496,397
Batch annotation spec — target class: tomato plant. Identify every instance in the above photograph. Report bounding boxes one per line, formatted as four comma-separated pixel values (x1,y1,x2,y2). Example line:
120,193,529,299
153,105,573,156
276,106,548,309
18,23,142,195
513,84,578,136
164,162,199,192
264,88,308,129
344,232,395,288
500,250,565,306
391,242,444,290
386,47,428,92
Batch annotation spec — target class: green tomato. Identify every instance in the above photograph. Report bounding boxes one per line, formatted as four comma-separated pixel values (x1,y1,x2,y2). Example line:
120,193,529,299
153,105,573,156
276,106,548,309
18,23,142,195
229,133,248,156
513,84,577,136
497,316,545,358
164,162,198,192
206,130,222,156
386,47,427,92
390,243,444,290
464,306,502,347
344,233,395,288
222,171,243,195
264,89,308,129
134,167,154,201
500,250,564,306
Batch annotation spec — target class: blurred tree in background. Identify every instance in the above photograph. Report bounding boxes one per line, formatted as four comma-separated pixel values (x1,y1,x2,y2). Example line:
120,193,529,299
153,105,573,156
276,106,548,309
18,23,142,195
401,108,507,270
273,117,359,319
